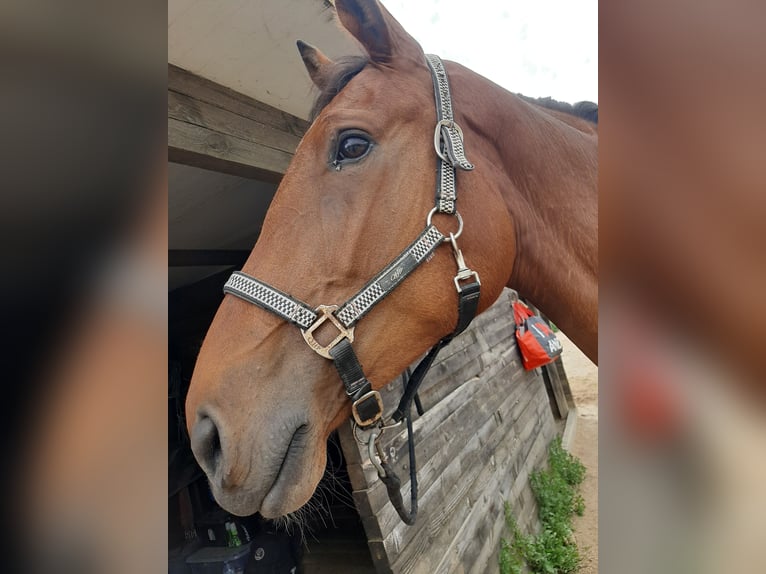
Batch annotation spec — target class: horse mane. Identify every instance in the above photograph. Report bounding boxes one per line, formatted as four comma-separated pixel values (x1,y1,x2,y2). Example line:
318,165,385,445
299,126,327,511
309,56,369,121
308,57,598,126
517,94,598,124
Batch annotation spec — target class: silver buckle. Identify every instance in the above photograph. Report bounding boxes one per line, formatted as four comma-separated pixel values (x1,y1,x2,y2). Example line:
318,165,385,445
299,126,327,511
301,305,355,359
433,119,464,164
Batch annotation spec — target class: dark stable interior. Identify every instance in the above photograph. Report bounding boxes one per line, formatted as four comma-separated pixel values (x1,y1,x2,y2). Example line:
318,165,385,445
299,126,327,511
169,273,375,573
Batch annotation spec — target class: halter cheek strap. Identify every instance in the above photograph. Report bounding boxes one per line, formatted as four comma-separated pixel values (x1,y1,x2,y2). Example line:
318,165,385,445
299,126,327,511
426,53,474,213
221,55,480,525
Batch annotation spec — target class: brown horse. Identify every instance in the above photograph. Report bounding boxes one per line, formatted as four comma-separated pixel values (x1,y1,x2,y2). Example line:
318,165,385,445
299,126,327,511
186,0,597,519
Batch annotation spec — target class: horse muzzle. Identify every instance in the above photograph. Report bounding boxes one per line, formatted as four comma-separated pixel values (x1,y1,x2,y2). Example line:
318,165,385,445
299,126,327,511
189,408,321,518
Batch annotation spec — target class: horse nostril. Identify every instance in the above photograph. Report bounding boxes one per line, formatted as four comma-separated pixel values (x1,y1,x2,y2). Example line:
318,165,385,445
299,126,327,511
190,415,222,475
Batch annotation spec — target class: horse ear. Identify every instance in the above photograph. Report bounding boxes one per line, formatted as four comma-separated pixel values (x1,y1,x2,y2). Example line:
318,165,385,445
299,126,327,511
297,40,335,91
334,0,422,64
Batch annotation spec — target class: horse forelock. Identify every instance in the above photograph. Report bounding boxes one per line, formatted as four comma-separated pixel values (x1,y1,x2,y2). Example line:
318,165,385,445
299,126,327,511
309,55,370,121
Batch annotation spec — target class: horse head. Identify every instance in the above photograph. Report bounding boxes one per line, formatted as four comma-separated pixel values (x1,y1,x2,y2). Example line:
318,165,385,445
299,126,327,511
186,0,517,518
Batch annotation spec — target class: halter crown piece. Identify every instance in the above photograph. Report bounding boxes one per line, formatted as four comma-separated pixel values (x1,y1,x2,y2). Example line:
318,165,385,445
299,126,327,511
222,55,480,525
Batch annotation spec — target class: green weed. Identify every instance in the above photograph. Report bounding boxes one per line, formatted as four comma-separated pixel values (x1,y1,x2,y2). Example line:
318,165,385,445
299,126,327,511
499,438,586,574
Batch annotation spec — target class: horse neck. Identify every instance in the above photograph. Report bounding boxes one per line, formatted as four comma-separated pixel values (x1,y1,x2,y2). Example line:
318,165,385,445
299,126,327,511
452,64,599,362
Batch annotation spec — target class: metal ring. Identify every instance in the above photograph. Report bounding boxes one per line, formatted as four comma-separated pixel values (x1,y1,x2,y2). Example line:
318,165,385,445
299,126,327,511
353,421,377,446
426,207,463,241
352,422,366,446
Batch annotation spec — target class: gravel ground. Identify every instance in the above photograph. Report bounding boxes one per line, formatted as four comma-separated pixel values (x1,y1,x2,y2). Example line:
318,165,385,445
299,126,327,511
558,332,598,574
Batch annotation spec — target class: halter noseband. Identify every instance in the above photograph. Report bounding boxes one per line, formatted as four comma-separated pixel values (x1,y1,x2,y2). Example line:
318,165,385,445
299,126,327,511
222,55,480,524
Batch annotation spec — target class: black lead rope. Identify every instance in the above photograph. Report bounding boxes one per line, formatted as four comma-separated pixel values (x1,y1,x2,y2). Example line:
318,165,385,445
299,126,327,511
378,367,421,525
393,277,480,424
375,338,449,525
380,407,418,525
392,341,448,423
376,276,481,525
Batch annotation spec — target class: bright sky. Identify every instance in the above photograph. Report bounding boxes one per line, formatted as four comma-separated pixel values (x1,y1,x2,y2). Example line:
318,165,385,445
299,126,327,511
380,0,598,104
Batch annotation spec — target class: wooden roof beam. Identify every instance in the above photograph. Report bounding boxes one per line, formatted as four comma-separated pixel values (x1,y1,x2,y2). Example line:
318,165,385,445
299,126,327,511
168,64,309,182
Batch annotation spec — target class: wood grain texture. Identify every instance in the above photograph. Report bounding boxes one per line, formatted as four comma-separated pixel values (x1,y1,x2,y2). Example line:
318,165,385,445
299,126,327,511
340,289,568,573
168,64,308,182
542,360,570,418
168,64,309,136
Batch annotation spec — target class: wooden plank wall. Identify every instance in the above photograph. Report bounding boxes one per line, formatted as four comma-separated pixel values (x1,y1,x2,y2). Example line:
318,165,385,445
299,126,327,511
338,289,559,574
168,64,308,183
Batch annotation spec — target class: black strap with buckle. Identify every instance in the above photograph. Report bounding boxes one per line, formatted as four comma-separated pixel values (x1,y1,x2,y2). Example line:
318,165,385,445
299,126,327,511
329,338,383,427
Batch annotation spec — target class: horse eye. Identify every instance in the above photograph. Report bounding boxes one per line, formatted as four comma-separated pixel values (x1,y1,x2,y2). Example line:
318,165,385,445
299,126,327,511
337,135,371,161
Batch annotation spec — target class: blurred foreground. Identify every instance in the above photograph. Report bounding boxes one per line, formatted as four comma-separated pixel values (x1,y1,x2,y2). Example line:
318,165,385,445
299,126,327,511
1,1,167,572
600,0,766,571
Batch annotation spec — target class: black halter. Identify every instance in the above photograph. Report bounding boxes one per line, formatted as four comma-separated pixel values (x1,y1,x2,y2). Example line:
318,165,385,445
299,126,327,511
222,55,480,524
